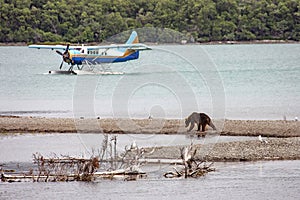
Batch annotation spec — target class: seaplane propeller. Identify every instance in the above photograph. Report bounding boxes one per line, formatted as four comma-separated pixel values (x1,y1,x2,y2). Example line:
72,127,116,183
55,44,73,69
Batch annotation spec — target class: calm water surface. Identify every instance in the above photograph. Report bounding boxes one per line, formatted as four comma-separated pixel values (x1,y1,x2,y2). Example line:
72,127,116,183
0,44,299,120
1,160,299,200
1,134,299,199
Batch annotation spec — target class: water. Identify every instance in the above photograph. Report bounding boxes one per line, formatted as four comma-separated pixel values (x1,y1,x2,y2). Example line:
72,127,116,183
0,44,299,120
1,44,300,199
1,160,299,200
1,134,299,200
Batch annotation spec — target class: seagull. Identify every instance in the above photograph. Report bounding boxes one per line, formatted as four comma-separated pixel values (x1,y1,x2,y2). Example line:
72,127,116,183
295,117,298,121
258,135,268,144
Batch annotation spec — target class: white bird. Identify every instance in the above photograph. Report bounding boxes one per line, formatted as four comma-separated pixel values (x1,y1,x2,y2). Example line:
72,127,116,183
258,135,268,144
295,117,298,121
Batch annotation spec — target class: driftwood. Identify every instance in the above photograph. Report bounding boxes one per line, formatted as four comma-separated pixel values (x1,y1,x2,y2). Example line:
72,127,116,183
1,135,149,182
0,136,216,182
164,145,215,178
1,169,147,183
32,153,100,182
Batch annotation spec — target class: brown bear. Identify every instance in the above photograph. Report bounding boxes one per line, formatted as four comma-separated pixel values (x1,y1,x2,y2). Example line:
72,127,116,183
185,112,217,132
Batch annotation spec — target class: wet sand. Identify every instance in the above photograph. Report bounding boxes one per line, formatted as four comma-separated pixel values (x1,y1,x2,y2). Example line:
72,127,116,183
0,116,299,161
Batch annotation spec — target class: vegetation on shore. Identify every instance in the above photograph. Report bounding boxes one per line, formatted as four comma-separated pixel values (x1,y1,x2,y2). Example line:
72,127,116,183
1,0,300,43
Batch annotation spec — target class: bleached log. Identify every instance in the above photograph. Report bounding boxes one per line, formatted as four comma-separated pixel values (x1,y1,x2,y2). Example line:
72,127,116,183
1,169,147,182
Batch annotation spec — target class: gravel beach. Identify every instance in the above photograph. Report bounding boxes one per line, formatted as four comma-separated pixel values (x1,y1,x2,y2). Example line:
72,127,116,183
143,137,300,162
0,116,299,137
0,116,299,161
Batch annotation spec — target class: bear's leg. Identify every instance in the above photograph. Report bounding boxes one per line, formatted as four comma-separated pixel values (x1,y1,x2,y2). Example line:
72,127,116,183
209,122,217,130
201,123,207,132
197,123,201,131
188,123,195,132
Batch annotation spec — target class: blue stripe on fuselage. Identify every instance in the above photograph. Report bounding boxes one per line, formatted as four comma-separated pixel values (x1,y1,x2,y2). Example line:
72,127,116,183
71,51,139,65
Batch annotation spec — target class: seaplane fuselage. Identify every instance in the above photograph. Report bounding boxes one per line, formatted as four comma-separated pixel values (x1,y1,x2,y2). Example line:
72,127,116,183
66,47,139,65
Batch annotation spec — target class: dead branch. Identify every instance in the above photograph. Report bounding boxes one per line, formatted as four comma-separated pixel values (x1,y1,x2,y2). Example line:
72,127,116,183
164,145,215,179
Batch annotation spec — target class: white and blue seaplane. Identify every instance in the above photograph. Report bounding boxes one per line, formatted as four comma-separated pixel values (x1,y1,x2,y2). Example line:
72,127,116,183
29,31,151,75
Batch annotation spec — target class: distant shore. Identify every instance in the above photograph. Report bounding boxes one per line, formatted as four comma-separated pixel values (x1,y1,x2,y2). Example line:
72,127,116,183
1,39,299,47
1,116,299,162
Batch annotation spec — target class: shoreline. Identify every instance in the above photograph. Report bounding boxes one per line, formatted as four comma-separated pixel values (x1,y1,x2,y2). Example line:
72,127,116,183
1,40,299,47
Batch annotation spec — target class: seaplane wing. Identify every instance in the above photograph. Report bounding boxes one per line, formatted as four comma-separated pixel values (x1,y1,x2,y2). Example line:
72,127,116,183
28,44,83,50
28,43,151,51
86,43,151,51
28,31,151,74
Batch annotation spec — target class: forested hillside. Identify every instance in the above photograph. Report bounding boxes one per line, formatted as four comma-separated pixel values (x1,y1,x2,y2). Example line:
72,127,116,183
1,0,300,43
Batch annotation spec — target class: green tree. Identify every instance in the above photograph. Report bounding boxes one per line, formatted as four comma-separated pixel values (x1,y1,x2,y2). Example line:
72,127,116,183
0,0,299,43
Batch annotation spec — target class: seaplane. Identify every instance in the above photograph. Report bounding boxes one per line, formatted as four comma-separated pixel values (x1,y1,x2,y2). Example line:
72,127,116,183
28,31,151,75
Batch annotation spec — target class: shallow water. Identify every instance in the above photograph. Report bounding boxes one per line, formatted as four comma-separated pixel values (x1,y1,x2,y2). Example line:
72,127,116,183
2,134,299,200
1,160,299,200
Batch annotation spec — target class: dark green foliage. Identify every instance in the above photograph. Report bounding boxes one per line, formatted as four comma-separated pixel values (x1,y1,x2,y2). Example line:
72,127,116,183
0,0,299,43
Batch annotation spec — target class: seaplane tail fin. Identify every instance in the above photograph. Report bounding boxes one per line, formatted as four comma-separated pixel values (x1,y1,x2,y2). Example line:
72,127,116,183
126,31,139,44
122,31,140,58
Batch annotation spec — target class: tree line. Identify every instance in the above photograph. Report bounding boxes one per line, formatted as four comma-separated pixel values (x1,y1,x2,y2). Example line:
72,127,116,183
1,0,299,43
